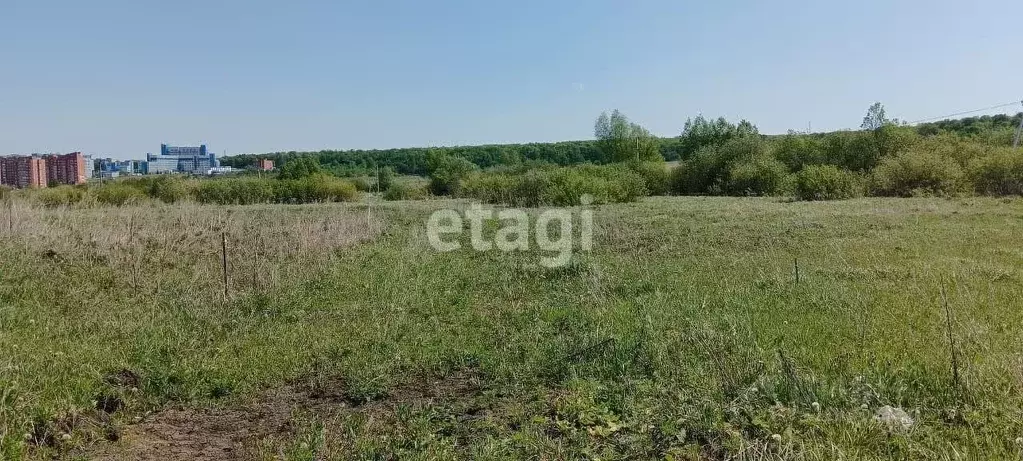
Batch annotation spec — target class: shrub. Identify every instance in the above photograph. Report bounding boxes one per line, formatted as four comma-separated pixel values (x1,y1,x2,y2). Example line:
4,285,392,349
967,148,1023,196
774,134,825,171
137,176,192,203
382,182,429,201
351,177,373,192
723,156,789,196
284,175,359,203
376,167,394,192
871,149,965,197
672,146,724,195
35,186,89,208
821,130,880,172
629,161,670,196
428,155,478,195
671,137,769,195
459,164,646,207
194,175,358,205
93,183,147,206
794,165,862,201
277,156,324,180
194,178,275,205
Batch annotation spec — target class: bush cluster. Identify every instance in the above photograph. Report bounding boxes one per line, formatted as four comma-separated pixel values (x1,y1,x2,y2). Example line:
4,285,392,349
793,165,862,201
967,148,1023,196
382,182,429,201
26,174,359,208
459,164,646,206
194,174,359,205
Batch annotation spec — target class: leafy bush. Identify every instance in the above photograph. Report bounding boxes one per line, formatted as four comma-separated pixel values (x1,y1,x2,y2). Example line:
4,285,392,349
628,161,670,196
793,165,862,201
723,156,789,196
93,183,147,206
194,175,359,205
277,156,324,180
774,134,825,171
194,178,271,205
280,174,359,203
871,149,965,197
967,148,1023,196
124,175,192,203
382,182,429,201
35,186,89,208
376,167,394,191
671,137,769,195
459,164,647,207
351,177,373,192
427,154,478,195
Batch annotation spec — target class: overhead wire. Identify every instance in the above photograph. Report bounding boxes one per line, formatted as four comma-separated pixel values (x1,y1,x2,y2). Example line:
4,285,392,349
906,100,1023,125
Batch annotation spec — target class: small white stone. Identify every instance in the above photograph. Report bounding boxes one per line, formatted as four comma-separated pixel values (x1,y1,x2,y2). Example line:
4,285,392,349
860,403,869,410
811,402,820,412
1015,437,1023,445
22,433,32,440
770,433,782,442
60,433,72,441
874,406,914,431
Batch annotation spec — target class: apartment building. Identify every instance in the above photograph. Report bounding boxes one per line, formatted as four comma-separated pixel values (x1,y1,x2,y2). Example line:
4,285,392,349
0,155,48,188
45,152,88,185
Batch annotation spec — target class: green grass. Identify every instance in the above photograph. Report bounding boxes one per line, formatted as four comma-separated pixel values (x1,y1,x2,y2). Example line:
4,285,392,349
2,197,1023,459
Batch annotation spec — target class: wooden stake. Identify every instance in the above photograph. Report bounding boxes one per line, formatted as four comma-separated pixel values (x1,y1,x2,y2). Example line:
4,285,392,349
221,232,229,301
941,284,960,394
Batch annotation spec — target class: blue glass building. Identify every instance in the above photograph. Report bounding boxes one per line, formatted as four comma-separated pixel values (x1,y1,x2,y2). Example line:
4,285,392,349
146,144,217,174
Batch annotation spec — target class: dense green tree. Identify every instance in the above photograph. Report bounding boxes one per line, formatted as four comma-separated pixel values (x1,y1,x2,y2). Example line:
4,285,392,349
277,156,323,180
427,153,478,195
678,116,759,159
594,110,662,163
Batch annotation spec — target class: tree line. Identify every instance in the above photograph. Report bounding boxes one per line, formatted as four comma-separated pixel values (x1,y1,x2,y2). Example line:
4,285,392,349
222,109,1020,178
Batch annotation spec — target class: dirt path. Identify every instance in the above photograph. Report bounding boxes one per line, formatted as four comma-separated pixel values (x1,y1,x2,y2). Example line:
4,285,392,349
80,370,483,461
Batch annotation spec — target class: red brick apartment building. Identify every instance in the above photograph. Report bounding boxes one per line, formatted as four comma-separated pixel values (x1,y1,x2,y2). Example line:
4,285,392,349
45,152,88,185
0,156,48,188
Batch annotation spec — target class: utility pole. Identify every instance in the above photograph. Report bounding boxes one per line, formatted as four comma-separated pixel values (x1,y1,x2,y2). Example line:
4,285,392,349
1013,100,1023,149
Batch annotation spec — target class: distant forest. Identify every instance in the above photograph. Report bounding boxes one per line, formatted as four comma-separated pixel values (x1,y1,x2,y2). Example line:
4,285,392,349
219,112,1023,177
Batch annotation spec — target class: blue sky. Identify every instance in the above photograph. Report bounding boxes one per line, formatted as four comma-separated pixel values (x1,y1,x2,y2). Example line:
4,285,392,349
2,0,1021,159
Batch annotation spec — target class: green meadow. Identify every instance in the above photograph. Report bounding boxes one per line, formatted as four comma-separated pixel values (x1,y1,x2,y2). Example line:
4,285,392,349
1,196,1022,460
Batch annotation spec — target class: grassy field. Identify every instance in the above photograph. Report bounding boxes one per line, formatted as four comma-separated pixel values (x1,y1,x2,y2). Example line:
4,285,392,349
1,196,1022,460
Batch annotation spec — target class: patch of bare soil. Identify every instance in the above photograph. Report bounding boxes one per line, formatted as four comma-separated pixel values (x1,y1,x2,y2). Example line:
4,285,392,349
81,369,483,461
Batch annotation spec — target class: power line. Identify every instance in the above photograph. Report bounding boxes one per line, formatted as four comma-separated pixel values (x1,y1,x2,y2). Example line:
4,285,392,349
907,100,1023,125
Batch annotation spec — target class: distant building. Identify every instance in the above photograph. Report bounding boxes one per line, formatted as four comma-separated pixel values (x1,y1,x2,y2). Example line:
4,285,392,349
45,152,88,185
147,144,217,174
207,166,236,175
256,158,274,171
0,155,48,188
95,157,147,177
83,155,94,179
